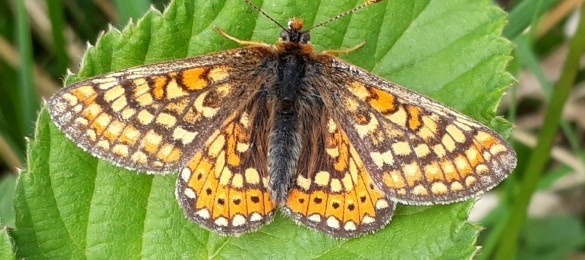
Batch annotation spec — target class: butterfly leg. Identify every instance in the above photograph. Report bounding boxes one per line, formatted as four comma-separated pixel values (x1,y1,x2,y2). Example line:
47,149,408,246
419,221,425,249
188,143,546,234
214,26,271,47
323,42,365,55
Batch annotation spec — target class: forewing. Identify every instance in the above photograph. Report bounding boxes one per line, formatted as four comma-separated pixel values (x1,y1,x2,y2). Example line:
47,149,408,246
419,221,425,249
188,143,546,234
176,93,275,235
315,56,517,205
48,47,273,173
283,107,395,238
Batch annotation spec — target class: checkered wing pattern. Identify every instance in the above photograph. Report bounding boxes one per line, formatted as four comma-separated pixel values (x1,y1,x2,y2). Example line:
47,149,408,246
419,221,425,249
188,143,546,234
283,108,395,237
176,94,275,234
315,56,517,205
48,47,271,173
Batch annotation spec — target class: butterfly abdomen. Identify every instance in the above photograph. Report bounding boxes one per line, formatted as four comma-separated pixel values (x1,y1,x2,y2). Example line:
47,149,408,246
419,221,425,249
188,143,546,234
268,47,312,203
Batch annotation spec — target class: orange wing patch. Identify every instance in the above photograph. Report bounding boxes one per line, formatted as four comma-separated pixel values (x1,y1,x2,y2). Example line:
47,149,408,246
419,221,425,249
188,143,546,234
283,115,394,238
176,99,275,235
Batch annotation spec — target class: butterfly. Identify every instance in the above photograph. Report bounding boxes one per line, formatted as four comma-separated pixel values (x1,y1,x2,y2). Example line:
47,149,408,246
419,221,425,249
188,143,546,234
47,0,516,238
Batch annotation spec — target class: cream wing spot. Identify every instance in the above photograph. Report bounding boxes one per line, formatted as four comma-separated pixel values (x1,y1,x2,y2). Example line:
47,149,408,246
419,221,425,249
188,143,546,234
433,144,447,157
250,212,263,222
465,176,477,187
136,93,154,106
326,216,340,229
208,134,225,158
330,179,343,193
475,164,489,175
245,168,260,184
232,214,246,227
184,188,196,199
370,151,394,168
215,217,228,227
214,151,226,177
196,209,210,219
94,113,112,130
490,144,508,155
137,110,155,125
239,112,250,127
61,93,78,106
112,144,129,157
172,127,198,145
72,104,83,113
181,168,192,182
341,173,353,190
354,113,379,138
387,105,407,126
450,181,463,191
482,151,492,161
375,199,389,209
131,151,148,164
166,78,187,99
308,214,321,223
414,143,431,157
314,171,330,186
431,182,448,195
446,124,466,143
392,141,412,156
97,140,110,150
413,185,428,195
362,215,375,224
74,117,88,127
84,103,102,119
156,112,177,129
297,175,311,190
94,77,118,86
194,92,219,118
327,118,337,133
104,85,125,102
231,174,243,188
121,108,136,120
111,95,127,112
344,221,357,231
236,142,249,153
455,155,470,172
442,134,457,152
219,167,233,186
326,147,339,157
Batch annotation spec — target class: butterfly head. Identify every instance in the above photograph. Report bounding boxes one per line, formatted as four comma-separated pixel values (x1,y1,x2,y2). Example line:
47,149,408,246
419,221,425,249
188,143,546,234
280,18,310,44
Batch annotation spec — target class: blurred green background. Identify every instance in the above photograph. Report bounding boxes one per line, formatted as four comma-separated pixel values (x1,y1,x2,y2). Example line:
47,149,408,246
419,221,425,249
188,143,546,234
0,0,584,259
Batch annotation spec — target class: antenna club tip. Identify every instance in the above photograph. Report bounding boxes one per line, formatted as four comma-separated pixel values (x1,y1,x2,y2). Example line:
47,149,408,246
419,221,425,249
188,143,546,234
288,18,304,30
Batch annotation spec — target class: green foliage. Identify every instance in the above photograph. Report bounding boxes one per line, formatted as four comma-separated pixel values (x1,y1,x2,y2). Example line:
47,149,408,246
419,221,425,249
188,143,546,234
0,228,15,260
0,175,16,227
518,216,585,260
11,0,515,258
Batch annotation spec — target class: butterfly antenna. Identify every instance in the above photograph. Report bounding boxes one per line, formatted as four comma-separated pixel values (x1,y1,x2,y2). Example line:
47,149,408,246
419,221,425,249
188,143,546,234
308,0,383,31
244,0,288,31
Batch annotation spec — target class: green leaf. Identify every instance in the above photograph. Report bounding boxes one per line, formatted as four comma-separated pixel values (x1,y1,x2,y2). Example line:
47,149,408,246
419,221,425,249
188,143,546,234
0,227,15,260
0,175,16,227
14,0,513,258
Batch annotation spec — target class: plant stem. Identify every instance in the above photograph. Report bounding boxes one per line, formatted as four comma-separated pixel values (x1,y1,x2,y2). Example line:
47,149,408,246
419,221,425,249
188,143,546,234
494,4,585,259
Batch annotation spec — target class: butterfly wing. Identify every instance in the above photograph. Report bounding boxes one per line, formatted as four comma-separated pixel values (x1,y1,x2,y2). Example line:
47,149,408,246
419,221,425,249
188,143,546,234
313,55,516,205
176,93,275,235
48,47,273,173
283,106,395,238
